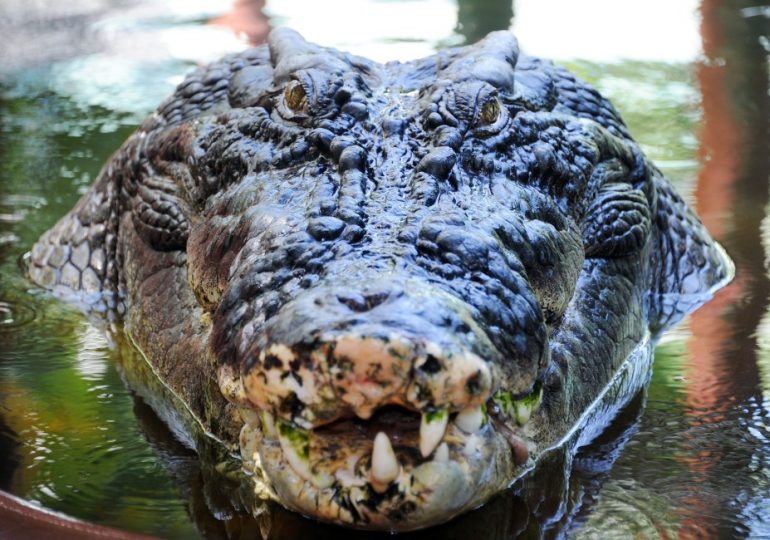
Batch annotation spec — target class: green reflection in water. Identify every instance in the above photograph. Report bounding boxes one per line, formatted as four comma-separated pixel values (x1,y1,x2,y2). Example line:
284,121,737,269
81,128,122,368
647,338,690,402
564,60,701,189
456,0,514,44
0,84,200,537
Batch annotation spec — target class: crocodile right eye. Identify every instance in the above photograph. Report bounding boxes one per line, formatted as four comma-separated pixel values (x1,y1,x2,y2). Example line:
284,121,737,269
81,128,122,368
284,80,308,112
479,98,500,125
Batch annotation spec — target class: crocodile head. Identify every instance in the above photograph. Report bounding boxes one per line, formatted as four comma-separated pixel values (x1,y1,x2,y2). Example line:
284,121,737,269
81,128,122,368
194,29,729,529
201,30,581,528
28,28,732,531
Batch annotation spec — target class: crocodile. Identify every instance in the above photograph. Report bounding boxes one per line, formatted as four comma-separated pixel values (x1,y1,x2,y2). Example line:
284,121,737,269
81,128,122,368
26,28,732,531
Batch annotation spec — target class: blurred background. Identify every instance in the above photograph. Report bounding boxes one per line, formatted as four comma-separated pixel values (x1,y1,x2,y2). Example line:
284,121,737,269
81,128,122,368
0,0,768,538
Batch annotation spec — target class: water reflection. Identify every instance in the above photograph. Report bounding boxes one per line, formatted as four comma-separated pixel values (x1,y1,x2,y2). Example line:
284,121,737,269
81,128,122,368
684,0,770,536
0,0,769,537
455,0,513,44
209,0,269,46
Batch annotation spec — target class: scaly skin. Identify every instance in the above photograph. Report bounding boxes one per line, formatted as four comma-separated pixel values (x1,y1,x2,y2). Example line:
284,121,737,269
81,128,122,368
27,29,732,531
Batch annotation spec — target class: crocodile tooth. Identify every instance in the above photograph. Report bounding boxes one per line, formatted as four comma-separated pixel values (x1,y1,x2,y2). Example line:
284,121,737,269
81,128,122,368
514,401,532,425
276,419,334,489
433,442,449,462
277,419,312,481
419,409,448,457
239,407,260,427
312,471,335,489
261,411,277,437
514,385,543,426
501,428,530,466
454,405,485,433
371,432,400,487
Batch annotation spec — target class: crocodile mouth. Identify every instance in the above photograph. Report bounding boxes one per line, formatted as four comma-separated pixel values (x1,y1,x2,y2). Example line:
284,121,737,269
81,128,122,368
236,385,543,530
214,284,549,529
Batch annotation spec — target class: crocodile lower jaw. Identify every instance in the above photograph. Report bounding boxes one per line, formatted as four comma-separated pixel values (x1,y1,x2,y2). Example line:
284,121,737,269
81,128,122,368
237,404,535,530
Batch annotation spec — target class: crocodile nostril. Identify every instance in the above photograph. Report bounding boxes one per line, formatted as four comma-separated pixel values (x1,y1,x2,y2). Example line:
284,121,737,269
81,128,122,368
419,354,442,374
364,291,391,309
337,291,392,312
337,292,367,312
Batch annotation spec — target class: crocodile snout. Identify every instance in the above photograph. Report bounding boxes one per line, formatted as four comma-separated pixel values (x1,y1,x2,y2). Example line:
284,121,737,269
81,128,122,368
241,280,498,429
233,281,538,530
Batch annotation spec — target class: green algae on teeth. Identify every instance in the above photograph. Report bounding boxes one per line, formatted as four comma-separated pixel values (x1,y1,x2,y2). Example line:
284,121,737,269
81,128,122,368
276,418,334,488
492,383,543,426
277,417,312,482
420,408,449,457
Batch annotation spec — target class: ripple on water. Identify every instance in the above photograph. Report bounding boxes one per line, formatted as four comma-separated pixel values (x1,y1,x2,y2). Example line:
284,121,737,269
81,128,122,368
0,300,37,331
0,233,20,247
576,395,770,537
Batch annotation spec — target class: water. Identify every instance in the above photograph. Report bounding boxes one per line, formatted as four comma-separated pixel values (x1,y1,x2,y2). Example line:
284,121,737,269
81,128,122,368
0,0,768,537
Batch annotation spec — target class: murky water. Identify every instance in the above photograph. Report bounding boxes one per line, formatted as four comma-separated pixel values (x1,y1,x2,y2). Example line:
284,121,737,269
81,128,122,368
1,0,768,537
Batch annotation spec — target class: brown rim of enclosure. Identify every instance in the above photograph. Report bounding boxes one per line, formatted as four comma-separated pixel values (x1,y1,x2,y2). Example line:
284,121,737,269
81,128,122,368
0,489,156,540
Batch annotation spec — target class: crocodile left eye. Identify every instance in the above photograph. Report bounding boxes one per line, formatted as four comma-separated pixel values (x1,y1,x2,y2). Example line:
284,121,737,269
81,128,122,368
284,81,308,112
479,98,501,125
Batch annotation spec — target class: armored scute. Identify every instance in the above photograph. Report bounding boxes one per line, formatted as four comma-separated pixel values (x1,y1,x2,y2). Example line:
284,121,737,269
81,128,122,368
28,28,732,530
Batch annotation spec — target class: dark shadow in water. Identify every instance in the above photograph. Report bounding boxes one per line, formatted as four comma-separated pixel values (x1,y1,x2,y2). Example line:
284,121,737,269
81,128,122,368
556,390,647,535
0,415,20,491
455,0,514,44
130,394,255,540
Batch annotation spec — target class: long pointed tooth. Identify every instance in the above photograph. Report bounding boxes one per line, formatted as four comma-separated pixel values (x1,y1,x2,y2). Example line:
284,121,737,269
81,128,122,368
434,442,449,462
455,405,485,433
420,409,448,457
500,427,530,466
371,432,400,486
277,419,312,481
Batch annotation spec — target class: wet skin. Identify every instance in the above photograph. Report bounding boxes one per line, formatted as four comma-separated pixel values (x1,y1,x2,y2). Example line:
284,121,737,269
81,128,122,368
27,28,732,530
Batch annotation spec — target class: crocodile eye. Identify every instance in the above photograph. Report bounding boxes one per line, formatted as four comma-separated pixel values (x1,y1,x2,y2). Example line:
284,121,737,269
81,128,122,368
479,98,500,125
284,81,308,112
